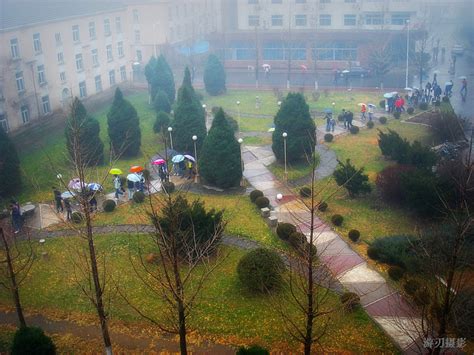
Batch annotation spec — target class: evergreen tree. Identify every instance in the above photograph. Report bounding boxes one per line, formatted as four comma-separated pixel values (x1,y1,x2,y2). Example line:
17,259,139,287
272,93,315,163
333,159,371,197
144,56,158,96
177,67,197,102
144,55,175,104
204,54,226,96
0,127,22,198
173,85,206,153
65,98,104,166
153,89,171,114
107,88,141,158
200,108,242,188
153,111,171,134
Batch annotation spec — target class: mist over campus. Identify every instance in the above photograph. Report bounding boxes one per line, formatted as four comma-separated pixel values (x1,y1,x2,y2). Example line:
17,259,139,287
0,0,473,353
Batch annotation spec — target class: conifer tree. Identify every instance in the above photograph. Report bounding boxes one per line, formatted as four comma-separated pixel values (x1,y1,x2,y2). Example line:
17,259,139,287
153,89,171,114
177,67,197,102
144,55,175,104
204,54,226,96
200,108,241,188
153,111,171,134
0,127,22,198
272,93,315,163
107,88,141,158
65,98,104,166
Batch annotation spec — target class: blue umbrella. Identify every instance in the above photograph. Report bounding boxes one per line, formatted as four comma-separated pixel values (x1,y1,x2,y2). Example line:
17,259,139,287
172,154,185,163
324,108,332,114
127,173,141,183
88,183,103,191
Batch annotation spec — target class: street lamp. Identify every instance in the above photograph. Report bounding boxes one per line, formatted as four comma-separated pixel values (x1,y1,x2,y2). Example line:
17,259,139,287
277,101,282,108
167,127,173,150
282,132,288,182
276,193,283,222
405,19,410,89
238,138,244,186
192,135,199,183
236,101,241,137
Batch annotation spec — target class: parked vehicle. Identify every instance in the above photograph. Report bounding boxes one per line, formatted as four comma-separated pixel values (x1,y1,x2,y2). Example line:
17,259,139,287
451,44,465,56
344,66,371,78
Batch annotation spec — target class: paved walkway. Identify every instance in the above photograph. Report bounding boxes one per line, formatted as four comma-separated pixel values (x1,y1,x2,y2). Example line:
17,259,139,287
242,145,421,353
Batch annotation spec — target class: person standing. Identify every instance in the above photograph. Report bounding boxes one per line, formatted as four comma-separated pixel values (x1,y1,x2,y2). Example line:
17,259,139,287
325,113,332,132
346,111,354,129
53,187,63,213
10,200,22,234
330,116,336,132
460,78,467,101
64,198,72,221
341,109,348,129
127,178,135,200
368,105,374,121
113,175,123,201
360,104,367,121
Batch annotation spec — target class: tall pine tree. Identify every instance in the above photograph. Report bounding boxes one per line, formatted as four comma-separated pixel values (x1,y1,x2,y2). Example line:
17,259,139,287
144,55,175,105
107,88,141,158
203,54,226,96
65,98,104,166
153,89,171,114
0,127,22,199
200,108,241,188
272,93,315,163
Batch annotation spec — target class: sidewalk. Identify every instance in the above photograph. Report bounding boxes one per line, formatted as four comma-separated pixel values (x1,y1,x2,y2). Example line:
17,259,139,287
242,145,422,353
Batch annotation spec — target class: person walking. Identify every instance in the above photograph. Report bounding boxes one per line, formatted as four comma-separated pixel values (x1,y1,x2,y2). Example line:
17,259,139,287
52,187,63,213
10,200,22,234
64,198,72,221
330,116,336,132
127,178,135,200
325,112,332,132
113,175,124,201
460,78,467,101
368,105,374,121
360,104,367,121
346,111,354,129
445,80,454,97
341,109,348,129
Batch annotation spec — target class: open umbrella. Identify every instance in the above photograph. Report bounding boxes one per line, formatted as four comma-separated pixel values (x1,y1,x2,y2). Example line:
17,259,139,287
109,168,123,175
61,191,75,199
357,103,366,106
262,64,271,69
404,87,413,91
130,165,144,173
152,159,166,165
444,81,452,86
342,70,350,74
324,108,333,114
267,127,275,132
458,76,467,80
184,154,195,162
68,178,85,190
300,64,308,71
172,155,185,163
127,173,141,183
368,103,376,108
88,183,103,191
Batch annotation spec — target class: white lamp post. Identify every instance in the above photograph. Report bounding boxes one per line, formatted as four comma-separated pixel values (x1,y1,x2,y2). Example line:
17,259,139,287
282,132,288,182
167,126,173,150
192,135,199,183
238,138,244,186
236,100,241,137
276,193,283,222
278,101,282,107
405,19,410,89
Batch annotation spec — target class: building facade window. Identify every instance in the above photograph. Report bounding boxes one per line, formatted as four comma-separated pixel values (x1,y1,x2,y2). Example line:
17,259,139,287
228,41,256,60
117,41,124,57
319,14,331,26
91,49,99,66
75,53,84,71
72,25,80,42
295,0,306,3
60,72,66,82
55,32,62,45
21,106,30,124
295,14,307,26
365,13,383,25
109,70,116,86
95,75,102,92
120,66,127,81
106,45,113,61
89,22,96,39
10,38,20,59
37,65,46,85
134,30,141,43
79,81,87,98
271,0,282,3
15,72,25,92
133,9,139,23
344,14,357,26
33,33,42,53
271,15,283,26
248,0,258,3
115,17,122,33
313,41,357,61
391,13,410,25
136,50,142,61
57,52,64,64
41,95,51,114
248,15,259,27
0,115,9,132
104,19,111,36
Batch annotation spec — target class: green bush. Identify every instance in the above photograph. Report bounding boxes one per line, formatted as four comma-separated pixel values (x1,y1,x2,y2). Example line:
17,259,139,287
255,196,270,209
367,245,380,260
161,181,175,194
348,229,360,242
379,116,387,124
71,211,84,224
299,186,311,198
333,159,371,197
11,326,56,355
237,345,270,355
442,96,450,103
407,107,415,114
288,231,307,250
250,189,264,203
349,126,359,134
379,100,386,108
133,191,145,203
367,121,375,129
203,54,226,95
317,201,328,212
393,111,401,119
403,279,420,296
276,222,296,240
369,235,419,271
237,248,284,293
331,214,343,226
340,292,360,312
419,102,428,110
102,199,116,212
376,165,416,204
324,133,334,142
388,265,405,281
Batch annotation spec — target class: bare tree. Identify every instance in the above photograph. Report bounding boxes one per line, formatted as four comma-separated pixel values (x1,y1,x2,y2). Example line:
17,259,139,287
413,32,431,90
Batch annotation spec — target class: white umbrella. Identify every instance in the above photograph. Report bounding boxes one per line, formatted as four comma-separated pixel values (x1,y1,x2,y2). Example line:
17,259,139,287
127,173,141,183
172,155,185,163
368,103,376,108
383,93,394,98
267,127,275,132
404,87,413,91
61,191,75,199
357,103,366,106
262,63,271,69
458,76,467,80
444,81,452,86
184,154,195,162
68,178,86,190
342,70,350,74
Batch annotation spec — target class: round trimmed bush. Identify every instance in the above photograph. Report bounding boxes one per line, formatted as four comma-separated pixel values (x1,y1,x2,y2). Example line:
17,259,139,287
71,211,84,224
255,196,270,209
324,133,334,142
133,191,145,203
419,102,428,110
250,189,264,203
403,279,420,296
407,107,414,114
340,292,360,312
299,186,311,198
367,121,375,129
348,229,360,242
277,222,297,240
393,112,401,119
237,345,270,355
379,100,386,108
162,181,175,194
379,116,387,124
102,199,116,213
388,265,405,281
367,245,380,260
331,214,343,226
442,96,450,103
318,201,328,212
288,231,307,249
11,326,56,355
237,248,284,293
349,126,359,134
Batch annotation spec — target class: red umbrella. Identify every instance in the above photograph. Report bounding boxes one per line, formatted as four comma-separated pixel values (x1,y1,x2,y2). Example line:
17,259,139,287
152,159,166,165
130,165,144,173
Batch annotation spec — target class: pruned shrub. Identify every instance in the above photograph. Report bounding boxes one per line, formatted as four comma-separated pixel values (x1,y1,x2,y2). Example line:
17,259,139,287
11,326,56,355
299,186,311,198
71,211,84,224
324,133,334,142
407,107,415,114
340,292,360,312
403,279,420,296
349,126,359,134
333,159,371,197
348,229,360,242
145,253,159,264
369,235,419,272
376,165,416,204
277,222,297,240
133,191,145,203
237,248,285,293
288,231,307,250
379,116,387,124
331,214,343,226
367,121,375,129
162,181,175,194
250,189,264,203
379,100,386,108
388,265,405,281
318,201,328,212
255,196,270,209
367,245,380,260
237,345,270,355
393,111,401,119
102,199,116,212
419,102,428,110
442,96,450,103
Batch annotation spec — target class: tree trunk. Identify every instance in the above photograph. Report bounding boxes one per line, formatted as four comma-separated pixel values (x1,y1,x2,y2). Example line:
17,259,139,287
178,301,187,355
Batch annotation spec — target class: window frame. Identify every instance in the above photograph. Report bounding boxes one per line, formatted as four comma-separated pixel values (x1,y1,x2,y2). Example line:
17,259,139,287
344,14,357,26
271,15,284,27
15,72,25,92
104,19,111,36
248,15,260,27
295,14,307,26
117,41,124,57
95,75,103,92
72,25,80,42
10,38,20,59
89,22,96,39
41,95,51,115
37,65,46,85
75,53,84,71
109,70,116,86
20,105,30,124
319,14,331,26
33,33,42,53
79,81,87,98
106,45,113,62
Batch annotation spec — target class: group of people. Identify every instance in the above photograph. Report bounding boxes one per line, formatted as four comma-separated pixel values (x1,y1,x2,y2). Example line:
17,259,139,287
325,109,356,132
171,159,195,180
113,172,145,201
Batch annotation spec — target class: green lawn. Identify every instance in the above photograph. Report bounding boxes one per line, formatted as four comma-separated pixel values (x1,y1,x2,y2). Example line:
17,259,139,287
268,154,320,182
0,234,397,353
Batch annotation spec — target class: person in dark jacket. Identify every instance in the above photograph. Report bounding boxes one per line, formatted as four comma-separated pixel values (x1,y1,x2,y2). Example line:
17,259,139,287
53,187,63,212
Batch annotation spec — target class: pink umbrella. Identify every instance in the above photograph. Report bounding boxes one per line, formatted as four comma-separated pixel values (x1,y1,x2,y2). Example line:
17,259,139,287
152,159,166,165
300,64,308,71
68,178,86,190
